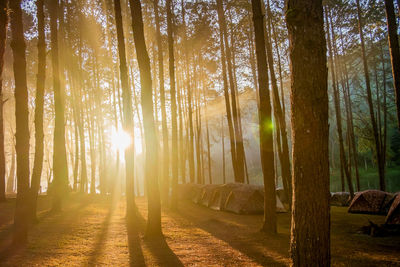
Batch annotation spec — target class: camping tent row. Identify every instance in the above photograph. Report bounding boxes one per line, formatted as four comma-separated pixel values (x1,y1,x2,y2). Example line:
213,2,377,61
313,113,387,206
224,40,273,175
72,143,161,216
177,183,287,215
346,190,400,225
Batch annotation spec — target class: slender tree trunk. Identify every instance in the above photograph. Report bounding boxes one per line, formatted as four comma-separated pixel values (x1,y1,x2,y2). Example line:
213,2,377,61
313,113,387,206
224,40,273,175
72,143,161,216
251,0,276,234
217,0,245,183
265,0,292,206
30,0,46,221
10,0,30,243
7,145,15,193
50,0,69,212
355,0,385,191
325,9,354,198
286,0,330,265
336,25,360,192
0,0,8,202
153,0,170,204
77,21,88,193
216,0,238,183
167,0,179,210
380,44,388,191
181,1,195,183
114,0,136,217
129,0,162,238
221,116,226,184
384,0,400,129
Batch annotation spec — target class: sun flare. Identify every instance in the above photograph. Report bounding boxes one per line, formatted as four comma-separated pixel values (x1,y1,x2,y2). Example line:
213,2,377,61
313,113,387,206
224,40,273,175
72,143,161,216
111,129,132,152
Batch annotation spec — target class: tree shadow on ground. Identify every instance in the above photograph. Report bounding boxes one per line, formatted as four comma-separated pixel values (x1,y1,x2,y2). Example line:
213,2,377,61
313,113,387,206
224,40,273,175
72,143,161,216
0,196,91,262
127,211,183,267
87,200,115,265
169,205,289,267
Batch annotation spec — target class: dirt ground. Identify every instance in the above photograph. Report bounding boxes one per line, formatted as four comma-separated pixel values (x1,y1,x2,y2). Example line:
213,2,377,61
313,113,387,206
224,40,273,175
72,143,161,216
0,195,399,266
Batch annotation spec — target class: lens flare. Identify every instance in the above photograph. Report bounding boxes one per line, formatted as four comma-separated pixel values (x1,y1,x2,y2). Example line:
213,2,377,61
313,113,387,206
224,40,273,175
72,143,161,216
111,129,132,152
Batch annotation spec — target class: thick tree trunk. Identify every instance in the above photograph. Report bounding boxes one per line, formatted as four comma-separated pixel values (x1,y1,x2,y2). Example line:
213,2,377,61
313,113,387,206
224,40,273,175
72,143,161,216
10,0,30,243
114,0,136,217
30,0,46,221
286,0,330,265
129,0,162,238
0,0,8,202
251,0,276,234
384,0,400,130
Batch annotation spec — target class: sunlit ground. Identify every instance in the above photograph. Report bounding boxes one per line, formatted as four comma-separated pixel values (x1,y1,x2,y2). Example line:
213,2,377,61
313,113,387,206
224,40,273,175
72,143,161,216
0,195,399,266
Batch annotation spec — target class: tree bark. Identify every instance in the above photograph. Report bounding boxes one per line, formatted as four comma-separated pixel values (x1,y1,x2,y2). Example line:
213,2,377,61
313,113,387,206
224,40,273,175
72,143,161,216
325,9,354,198
153,0,170,204
30,0,46,221
251,0,276,234
129,0,162,238
216,0,238,183
265,0,292,206
50,0,69,212
286,0,330,265
0,0,8,202
114,0,136,217
167,0,179,210
355,0,385,191
10,0,30,243
384,0,400,130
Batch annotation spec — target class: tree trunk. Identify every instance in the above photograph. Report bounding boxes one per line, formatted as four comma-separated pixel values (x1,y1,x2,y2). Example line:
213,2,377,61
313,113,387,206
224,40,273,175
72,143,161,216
10,0,30,243
325,9,354,198
384,0,400,130
221,116,226,184
153,0,170,204
216,0,238,183
30,0,46,221
251,0,276,234
167,0,179,210
114,0,136,217
286,0,330,265
0,0,8,202
7,145,16,193
50,0,69,212
265,0,292,206
129,0,162,238
355,0,385,191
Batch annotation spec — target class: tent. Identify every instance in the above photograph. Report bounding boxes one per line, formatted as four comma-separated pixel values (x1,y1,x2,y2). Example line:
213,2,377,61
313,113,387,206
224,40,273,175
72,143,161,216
178,183,198,200
199,184,220,207
385,193,400,225
191,184,206,204
331,192,350,206
348,190,394,215
224,185,286,214
209,183,243,211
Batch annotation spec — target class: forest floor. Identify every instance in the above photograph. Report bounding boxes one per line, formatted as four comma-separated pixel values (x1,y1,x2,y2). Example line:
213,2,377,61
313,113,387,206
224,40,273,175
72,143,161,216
0,194,400,266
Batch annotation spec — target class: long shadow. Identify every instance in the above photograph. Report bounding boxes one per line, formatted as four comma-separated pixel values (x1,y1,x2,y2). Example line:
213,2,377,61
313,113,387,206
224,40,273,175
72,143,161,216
169,205,288,267
87,201,115,265
127,215,146,267
0,196,93,263
127,211,183,267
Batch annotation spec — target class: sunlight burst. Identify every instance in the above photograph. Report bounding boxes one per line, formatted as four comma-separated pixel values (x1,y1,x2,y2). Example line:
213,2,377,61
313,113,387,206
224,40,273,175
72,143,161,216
111,129,132,152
